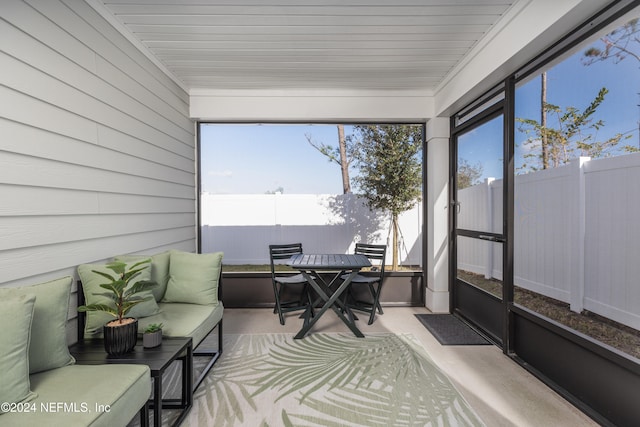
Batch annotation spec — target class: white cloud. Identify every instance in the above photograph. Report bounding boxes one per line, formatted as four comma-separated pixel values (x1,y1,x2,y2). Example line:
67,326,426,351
208,170,233,177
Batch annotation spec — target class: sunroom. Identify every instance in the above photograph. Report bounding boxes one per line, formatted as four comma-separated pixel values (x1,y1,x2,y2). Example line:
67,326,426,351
1,0,639,426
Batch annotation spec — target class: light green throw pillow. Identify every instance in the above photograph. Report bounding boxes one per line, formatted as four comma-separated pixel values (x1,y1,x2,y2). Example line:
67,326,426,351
0,277,75,374
78,260,161,337
0,294,37,412
113,251,170,302
163,251,223,305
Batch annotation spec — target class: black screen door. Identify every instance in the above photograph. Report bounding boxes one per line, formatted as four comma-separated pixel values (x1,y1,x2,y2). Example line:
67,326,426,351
452,111,506,345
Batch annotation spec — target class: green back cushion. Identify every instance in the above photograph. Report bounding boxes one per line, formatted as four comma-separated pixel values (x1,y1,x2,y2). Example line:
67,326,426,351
163,251,223,305
0,277,75,374
113,251,170,301
0,294,37,412
78,260,160,337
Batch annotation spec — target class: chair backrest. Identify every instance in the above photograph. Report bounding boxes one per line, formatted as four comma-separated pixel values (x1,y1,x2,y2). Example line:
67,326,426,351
354,243,386,277
269,243,303,276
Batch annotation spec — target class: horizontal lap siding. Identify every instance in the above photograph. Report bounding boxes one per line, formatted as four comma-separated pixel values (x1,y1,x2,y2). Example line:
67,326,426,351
0,0,196,288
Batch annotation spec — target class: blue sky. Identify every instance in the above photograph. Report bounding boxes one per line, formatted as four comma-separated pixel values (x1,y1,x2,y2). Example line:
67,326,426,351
202,22,639,193
457,32,639,180
200,124,356,194
515,45,639,155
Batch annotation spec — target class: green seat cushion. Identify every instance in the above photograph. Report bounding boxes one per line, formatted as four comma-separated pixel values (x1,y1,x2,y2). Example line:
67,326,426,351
113,251,170,302
0,294,37,413
78,260,161,338
138,302,224,348
1,364,150,426
163,251,223,305
0,277,75,374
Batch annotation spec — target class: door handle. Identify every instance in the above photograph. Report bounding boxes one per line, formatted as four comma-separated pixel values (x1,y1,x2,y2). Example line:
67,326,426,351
478,234,506,243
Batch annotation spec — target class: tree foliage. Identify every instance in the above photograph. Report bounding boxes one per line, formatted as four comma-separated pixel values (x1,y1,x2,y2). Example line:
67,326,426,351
516,87,633,172
583,18,640,65
265,186,284,194
457,159,484,189
349,125,423,269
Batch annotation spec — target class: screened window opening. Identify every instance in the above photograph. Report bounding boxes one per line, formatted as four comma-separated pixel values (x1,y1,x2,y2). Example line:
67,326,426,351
513,10,640,359
199,124,424,273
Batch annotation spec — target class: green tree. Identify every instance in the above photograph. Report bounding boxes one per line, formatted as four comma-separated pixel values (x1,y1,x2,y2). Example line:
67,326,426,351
349,125,423,270
457,159,484,189
265,186,284,194
583,17,640,151
517,87,631,172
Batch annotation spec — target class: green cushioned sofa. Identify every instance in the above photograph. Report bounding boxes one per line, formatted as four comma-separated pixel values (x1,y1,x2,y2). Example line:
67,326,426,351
1,364,151,427
0,277,151,427
77,250,224,391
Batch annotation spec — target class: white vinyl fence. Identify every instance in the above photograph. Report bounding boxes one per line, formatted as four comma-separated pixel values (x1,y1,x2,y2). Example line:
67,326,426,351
201,193,423,267
458,153,640,330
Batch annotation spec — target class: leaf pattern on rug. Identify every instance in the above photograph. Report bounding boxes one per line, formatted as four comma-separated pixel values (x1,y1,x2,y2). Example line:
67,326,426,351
194,334,289,426
186,333,485,427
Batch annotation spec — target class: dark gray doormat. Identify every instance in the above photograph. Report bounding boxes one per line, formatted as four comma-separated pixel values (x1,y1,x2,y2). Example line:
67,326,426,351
415,314,491,345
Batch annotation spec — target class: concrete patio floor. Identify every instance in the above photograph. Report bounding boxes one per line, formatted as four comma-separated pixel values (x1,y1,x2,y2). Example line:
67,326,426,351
223,307,597,427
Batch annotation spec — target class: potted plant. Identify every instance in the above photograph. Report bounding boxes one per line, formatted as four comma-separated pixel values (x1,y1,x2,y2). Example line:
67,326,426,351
143,323,164,348
78,260,157,356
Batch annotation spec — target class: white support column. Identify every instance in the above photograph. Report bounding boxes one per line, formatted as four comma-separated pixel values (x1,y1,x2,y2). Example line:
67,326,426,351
425,117,450,313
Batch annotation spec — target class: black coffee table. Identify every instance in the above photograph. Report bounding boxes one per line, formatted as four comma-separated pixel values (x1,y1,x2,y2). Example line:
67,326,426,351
70,337,193,427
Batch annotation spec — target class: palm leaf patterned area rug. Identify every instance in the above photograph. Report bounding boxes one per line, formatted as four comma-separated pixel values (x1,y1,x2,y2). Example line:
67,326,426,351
180,333,485,427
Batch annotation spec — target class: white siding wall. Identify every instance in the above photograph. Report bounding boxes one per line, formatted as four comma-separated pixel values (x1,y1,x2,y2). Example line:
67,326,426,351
0,1,195,304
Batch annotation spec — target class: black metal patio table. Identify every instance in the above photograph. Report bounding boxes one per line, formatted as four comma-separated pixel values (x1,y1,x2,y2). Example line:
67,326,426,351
70,337,193,427
287,253,371,339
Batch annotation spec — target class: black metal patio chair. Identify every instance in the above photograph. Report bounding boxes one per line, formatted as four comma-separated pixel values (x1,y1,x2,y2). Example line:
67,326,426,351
269,243,313,325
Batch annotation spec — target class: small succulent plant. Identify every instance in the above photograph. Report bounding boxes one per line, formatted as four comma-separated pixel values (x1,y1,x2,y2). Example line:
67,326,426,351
144,323,164,334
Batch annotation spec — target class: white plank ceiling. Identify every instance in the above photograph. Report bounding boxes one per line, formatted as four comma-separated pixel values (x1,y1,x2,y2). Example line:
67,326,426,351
97,0,515,92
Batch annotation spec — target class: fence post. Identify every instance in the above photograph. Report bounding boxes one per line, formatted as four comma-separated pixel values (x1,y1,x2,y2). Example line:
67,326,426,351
570,157,589,313
274,191,281,226
485,177,495,279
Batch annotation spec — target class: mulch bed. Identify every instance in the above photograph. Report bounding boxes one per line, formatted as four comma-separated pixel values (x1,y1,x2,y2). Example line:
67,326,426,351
457,271,640,359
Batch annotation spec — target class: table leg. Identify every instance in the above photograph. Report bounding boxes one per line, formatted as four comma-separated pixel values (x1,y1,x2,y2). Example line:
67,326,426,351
185,342,193,408
153,373,162,427
139,401,149,427
295,271,364,339
328,272,364,337
180,355,187,407
166,342,193,427
306,271,353,315
322,271,358,315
